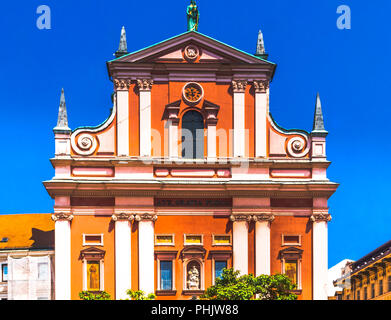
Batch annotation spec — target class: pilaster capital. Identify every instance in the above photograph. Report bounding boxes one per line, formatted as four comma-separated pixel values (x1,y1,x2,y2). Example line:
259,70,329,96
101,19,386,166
252,214,275,223
52,213,74,222
253,80,269,93
231,80,247,93
135,213,158,222
310,213,332,223
137,79,154,91
202,100,220,127
114,78,131,91
111,213,135,222
229,214,252,222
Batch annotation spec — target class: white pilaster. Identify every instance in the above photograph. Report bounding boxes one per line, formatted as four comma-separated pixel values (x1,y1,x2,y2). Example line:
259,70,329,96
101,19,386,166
136,214,157,295
207,124,217,159
311,213,331,300
112,214,133,300
254,81,269,158
230,215,250,275
52,214,73,300
253,214,274,276
168,120,179,158
232,80,247,158
115,79,131,157
137,79,153,157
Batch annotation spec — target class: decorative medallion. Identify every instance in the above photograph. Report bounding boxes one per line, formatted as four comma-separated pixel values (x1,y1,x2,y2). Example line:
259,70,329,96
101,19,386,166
184,45,200,62
183,82,204,104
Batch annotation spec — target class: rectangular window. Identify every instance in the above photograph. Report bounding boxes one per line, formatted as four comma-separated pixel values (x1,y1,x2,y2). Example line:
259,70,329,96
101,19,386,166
160,261,173,290
364,287,367,300
38,263,48,280
371,283,375,298
215,261,227,281
83,234,104,246
346,294,350,300
155,234,175,246
212,235,231,246
184,234,203,245
282,235,301,246
284,260,298,285
357,290,360,300
379,279,383,295
388,276,391,292
1,264,7,282
87,261,100,291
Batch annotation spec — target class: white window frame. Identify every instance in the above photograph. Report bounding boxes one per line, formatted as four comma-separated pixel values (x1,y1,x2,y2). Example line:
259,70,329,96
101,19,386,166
155,234,175,246
212,258,228,285
184,234,203,246
157,258,176,291
1,263,7,282
82,234,104,246
281,258,302,290
82,259,105,292
212,234,232,246
37,262,49,280
281,234,302,247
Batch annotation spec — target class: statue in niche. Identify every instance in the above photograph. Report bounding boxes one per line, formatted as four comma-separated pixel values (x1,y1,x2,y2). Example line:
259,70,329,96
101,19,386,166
187,264,200,289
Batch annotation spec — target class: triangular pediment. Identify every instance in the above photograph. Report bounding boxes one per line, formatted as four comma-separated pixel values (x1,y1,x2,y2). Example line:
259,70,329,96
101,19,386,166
109,31,275,66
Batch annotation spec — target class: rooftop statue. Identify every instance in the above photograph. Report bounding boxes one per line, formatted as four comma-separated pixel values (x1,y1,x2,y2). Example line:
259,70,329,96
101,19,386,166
187,0,199,31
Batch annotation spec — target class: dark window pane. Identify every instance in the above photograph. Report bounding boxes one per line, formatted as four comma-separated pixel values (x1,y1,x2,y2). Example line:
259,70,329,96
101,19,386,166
160,261,173,290
181,110,204,159
215,261,227,280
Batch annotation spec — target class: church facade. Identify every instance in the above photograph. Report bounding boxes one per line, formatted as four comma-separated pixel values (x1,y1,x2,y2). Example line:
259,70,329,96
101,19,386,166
44,25,338,300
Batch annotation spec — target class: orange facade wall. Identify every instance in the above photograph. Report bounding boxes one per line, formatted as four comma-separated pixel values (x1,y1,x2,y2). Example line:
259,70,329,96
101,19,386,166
154,214,233,300
270,216,313,300
128,81,256,158
70,215,115,300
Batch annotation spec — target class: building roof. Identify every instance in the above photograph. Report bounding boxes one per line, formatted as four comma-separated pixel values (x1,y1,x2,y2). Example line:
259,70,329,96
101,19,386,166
0,214,54,250
334,240,391,285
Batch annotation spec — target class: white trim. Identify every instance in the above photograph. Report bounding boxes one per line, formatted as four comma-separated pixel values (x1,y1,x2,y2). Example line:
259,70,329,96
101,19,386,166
184,234,204,246
157,258,176,291
183,258,204,291
281,234,302,247
281,258,302,290
82,259,105,292
82,234,104,246
212,234,232,246
155,234,175,246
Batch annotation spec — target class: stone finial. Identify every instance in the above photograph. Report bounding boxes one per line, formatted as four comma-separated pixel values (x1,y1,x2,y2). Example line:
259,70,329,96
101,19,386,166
53,88,71,134
115,26,128,58
312,92,328,137
255,29,268,59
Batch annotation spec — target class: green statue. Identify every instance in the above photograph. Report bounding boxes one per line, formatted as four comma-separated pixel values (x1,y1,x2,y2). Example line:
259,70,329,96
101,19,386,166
187,0,199,31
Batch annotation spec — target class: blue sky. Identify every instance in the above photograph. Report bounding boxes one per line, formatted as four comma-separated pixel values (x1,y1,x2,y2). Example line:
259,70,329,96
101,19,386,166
0,0,390,267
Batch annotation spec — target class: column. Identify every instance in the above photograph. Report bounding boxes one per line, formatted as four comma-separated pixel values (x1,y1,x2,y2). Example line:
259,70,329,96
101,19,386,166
203,101,220,160
253,80,269,158
230,214,251,275
114,79,131,157
232,80,247,158
253,214,274,276
112,213,134,300
137,79,153,157
311,213,331,300
136,214,157,294
52,213,73,300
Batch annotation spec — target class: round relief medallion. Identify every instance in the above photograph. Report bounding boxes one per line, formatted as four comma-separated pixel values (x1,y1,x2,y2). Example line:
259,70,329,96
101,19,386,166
183,82,204,104
184,45,199,61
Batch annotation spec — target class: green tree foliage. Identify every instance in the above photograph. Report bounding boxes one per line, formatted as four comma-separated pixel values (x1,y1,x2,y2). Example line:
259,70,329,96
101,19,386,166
126,289,156,300
79,291,111,300
200,268,297,300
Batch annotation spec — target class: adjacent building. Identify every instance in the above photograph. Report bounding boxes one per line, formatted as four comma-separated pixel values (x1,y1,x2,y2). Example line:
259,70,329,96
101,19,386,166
43,21,338,300
0,214,55,300
333,240,391,300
